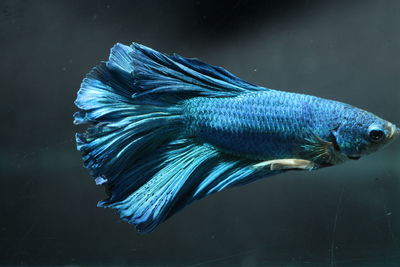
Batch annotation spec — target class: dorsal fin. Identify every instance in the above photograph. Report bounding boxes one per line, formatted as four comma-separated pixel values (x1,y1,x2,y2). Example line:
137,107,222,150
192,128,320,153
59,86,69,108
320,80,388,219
122,43,267,100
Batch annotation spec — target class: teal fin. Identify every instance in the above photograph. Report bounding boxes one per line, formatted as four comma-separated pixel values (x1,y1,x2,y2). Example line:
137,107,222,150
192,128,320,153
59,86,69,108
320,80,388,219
99,140,281,233
301,132,335,164
124,43,267,100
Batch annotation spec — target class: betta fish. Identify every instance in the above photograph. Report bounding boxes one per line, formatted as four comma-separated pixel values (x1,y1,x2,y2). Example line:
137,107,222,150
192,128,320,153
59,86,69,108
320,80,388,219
74,43,399,233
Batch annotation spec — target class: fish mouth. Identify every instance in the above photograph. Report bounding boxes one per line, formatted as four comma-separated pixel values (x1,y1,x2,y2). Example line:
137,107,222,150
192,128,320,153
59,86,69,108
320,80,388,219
347,155,360,160
387,123,399,140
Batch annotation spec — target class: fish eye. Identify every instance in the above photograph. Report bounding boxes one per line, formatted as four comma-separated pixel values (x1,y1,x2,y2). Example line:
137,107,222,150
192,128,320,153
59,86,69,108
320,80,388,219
369,129,385,142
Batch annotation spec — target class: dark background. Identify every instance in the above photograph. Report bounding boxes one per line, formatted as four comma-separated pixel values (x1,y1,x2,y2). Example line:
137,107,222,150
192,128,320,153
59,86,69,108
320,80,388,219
1,0,400,266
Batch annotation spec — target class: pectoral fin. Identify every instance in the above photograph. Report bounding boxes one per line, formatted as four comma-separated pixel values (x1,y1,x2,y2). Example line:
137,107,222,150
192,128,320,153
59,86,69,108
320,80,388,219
301,131,334,163
254,159,316,171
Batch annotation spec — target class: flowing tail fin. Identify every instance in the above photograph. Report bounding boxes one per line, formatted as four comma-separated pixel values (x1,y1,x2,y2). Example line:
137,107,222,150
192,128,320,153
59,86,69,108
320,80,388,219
74,43,271,233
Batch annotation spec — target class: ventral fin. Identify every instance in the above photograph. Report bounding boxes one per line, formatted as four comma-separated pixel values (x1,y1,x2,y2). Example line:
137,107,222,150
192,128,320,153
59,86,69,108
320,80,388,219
253,159,316,171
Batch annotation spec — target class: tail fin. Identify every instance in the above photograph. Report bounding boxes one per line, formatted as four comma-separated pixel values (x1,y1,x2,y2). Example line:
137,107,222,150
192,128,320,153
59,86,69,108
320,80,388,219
74,43,270,233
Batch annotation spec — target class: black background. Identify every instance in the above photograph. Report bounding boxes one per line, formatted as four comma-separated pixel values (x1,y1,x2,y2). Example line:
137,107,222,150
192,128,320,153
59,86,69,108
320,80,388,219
1,0,400,265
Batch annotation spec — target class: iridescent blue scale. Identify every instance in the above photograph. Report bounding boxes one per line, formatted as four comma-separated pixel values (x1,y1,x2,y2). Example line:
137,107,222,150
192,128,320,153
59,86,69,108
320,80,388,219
184,91,339,160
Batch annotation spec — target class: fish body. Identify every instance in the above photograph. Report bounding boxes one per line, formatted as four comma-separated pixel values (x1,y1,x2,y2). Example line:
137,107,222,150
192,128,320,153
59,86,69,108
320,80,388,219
74,43,399,232
184,90,393,165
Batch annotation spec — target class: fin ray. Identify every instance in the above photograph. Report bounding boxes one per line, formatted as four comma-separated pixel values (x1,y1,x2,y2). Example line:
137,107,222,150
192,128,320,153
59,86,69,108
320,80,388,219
126,43,267,99
100,140,279,233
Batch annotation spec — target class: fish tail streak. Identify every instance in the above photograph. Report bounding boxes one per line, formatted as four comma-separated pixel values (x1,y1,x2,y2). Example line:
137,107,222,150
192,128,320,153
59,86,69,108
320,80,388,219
74,43,268,233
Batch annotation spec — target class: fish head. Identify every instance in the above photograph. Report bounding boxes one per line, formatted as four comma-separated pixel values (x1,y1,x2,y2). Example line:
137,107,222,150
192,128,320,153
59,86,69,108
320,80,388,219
332,108,398,160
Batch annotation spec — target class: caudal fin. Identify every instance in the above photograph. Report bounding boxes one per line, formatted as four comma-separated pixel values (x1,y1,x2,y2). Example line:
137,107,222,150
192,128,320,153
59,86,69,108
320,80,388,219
74,43,272,233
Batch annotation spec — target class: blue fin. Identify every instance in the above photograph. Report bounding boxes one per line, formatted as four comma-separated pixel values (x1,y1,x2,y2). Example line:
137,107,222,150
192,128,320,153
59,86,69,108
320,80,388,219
74,43,273,233
122,43,266,100
99,139,279,233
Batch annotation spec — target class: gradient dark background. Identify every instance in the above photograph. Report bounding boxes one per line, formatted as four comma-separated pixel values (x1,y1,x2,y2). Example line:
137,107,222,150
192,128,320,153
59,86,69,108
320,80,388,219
1,0,400,266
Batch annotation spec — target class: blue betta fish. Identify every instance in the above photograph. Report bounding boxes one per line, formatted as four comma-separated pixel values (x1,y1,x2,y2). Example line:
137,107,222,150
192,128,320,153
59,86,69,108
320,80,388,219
74,43,399,233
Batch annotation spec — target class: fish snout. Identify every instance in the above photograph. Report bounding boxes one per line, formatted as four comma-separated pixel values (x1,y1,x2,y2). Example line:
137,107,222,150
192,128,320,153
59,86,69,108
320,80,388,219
387,123,399,140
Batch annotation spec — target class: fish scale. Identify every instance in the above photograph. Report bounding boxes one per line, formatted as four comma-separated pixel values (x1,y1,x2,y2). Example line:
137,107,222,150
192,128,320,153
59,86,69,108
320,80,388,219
184,90,337,160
